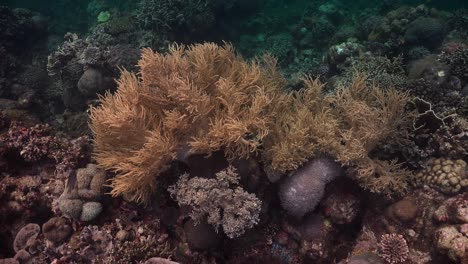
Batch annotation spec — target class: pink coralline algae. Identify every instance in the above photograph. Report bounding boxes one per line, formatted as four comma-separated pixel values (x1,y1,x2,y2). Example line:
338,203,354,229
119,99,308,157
378,234,409,264
5,123,54,162
3,123,90,170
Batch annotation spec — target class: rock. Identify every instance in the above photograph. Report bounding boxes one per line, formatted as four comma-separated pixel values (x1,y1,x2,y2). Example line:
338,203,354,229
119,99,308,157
115,230,130,241
184,219,222,251
341,253,383,264
386,198,418,222
42,217,72,244
435,226,468,262
145,258,179,264
77,68,113,97
322,192,361,224
13,249,31,263
13,223,40,253
80,202,103,221
279,158,343,218
0,258,19,264
58,198,83,219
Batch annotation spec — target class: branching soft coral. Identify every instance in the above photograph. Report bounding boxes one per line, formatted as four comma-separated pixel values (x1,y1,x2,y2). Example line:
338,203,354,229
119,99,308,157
263,73,413,196
89,43,282,204
91,42,413,203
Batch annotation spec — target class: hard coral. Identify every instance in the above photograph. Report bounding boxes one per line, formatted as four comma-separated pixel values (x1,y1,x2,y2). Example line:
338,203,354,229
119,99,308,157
57,164,107,221
404,17,445,49
435,226,468,262
136,0,215,36
378,234,409,264
439,46,468,82
90,42,282,204
42,217,72,244
5,123,55,162
169,166,261,238
3,123,90,170
413,158,467,194
13,223,40,253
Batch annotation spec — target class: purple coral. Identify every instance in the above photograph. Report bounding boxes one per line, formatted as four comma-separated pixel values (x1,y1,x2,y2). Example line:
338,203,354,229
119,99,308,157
169,166,261,238
3,123,90,170
5,123,54,162
378,234,409,264
279,157,343,218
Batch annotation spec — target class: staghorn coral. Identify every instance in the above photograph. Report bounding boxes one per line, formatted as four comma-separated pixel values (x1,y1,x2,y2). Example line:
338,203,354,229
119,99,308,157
135,0,215,36
169,166,261,238
335,54,407,90
90,42,282,204
439,46,468,82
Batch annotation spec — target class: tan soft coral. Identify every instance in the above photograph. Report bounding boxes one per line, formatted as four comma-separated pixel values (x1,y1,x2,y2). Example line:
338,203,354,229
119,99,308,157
91,42,413,203
89,43,282,203
264,73,413,196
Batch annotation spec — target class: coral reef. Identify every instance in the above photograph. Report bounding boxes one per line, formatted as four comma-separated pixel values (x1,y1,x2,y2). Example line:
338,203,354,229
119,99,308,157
1,2,467,263
169,166,261,238
2,123,90,170
91,41,413,204
378,234,409,264
264,73,413,196
278,157,343,218
57,163,107,221
135,0,215,38
413,158,467,194
89,42,283,203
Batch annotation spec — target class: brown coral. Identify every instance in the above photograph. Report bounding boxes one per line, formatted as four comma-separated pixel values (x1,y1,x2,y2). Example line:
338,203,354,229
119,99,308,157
90,43,282,203
413,158,467,194
264,73,413,196
90,42,412,203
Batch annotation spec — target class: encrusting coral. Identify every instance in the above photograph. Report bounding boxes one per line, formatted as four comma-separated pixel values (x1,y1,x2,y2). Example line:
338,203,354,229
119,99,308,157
90,42,413,204
413,158,467,194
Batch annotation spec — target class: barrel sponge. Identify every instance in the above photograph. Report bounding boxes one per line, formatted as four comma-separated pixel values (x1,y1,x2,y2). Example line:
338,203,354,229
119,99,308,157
279,157,343,218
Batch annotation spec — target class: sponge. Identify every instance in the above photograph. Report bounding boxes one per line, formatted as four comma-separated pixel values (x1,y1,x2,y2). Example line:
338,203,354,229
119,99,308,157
279,157,343,218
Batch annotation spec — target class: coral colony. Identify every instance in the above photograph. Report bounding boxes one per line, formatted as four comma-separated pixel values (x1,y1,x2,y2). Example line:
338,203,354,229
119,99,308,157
0,1,467,263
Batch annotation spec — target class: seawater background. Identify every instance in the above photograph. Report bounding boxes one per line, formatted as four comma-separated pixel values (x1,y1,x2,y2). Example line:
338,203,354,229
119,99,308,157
2,0,466,36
